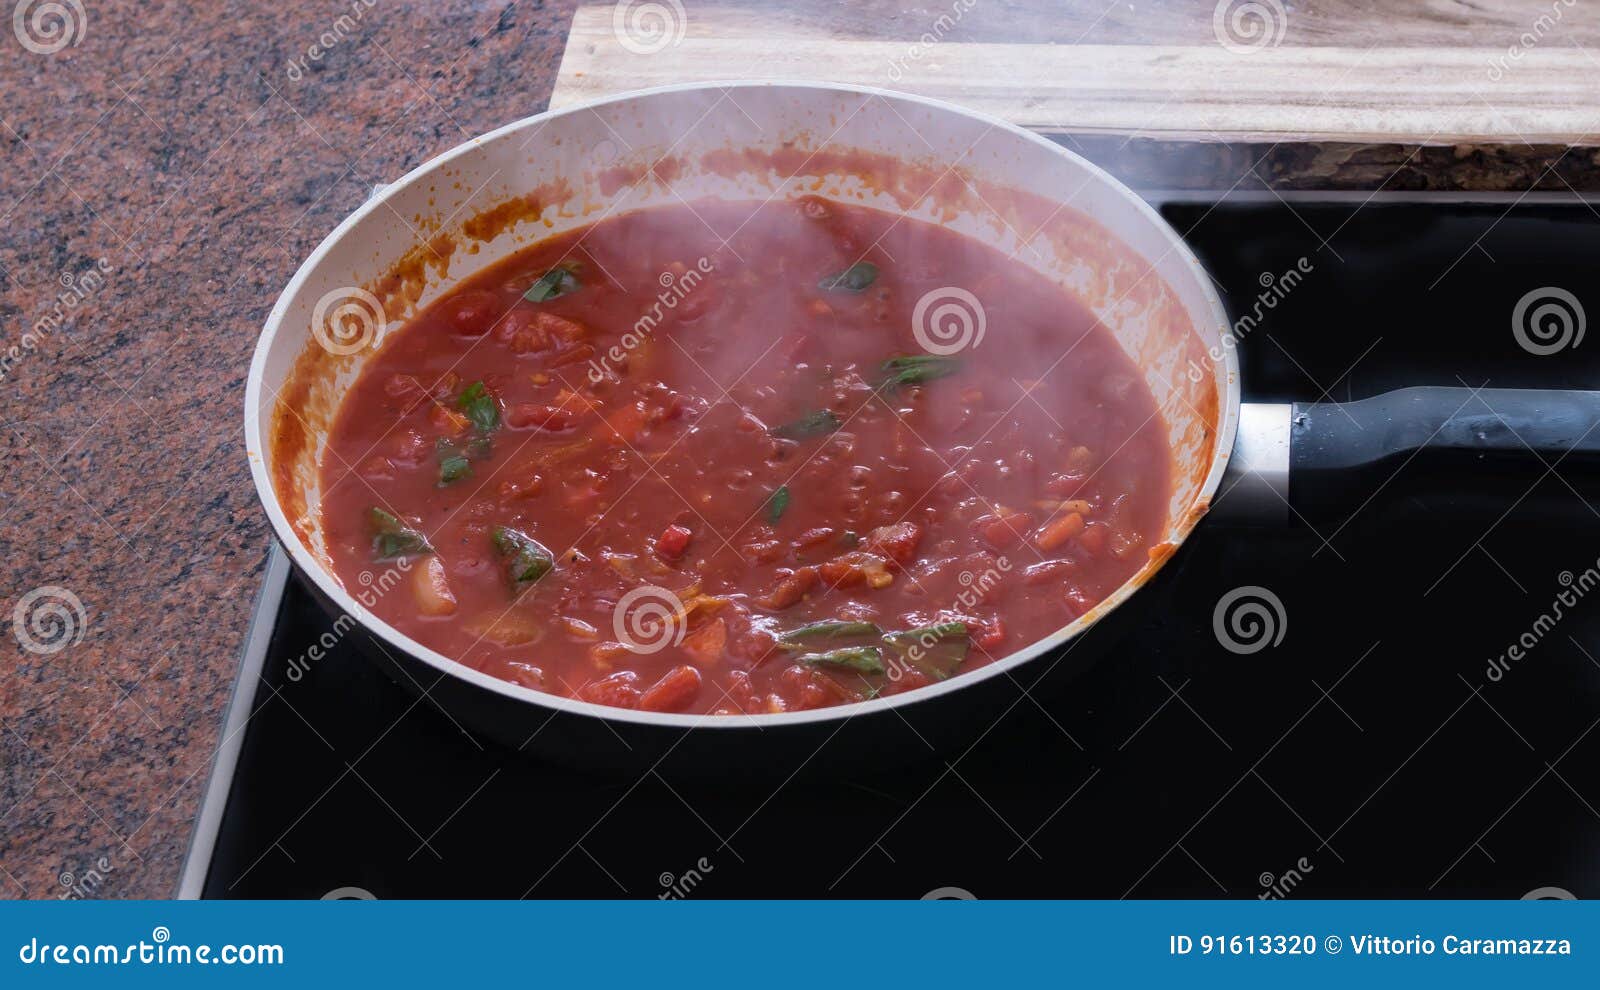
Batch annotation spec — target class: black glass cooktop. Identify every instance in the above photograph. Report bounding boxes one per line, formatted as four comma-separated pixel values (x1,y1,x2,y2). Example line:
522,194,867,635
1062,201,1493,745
184,196,1600,899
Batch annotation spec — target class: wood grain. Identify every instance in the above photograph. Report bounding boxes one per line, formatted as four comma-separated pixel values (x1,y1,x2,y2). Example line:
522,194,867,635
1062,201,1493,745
553,6,1600,145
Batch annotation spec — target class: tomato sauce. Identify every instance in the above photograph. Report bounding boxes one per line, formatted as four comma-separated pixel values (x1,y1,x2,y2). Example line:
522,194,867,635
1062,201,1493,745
320,198,1171,715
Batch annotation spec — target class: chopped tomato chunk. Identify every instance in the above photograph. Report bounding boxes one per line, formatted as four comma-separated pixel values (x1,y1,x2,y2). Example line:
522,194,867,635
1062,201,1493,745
975,511,1035,550
1034,511,1086,551
412,558,457,616
579,671,642,708
759,567,819,610
656,524,693,560
861,522,923,567
448,290,502,336
507,403,572,430
639,665,703,712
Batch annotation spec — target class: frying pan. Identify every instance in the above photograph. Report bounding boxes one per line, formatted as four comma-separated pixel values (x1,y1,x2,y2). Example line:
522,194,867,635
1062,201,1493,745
245,82,1596,770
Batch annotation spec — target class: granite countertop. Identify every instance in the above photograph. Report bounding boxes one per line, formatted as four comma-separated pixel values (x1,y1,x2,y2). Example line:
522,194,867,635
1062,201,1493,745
0,0,1592,899
0,0,580,900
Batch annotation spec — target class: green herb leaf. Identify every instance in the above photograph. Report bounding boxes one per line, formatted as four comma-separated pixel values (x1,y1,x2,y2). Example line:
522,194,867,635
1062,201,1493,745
882,621,970,680
439,453,471,484
765,485,791,525
456,381,500,432
368,507,434,560
770,410,840,440
523,264,582,302
797,645,886,675
879,355,963,389
491,526,555,589
777,620,884,650
818,261,878,293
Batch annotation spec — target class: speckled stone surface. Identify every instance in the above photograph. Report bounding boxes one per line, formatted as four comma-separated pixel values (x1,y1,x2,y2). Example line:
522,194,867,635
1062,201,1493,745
0,0,581,900
1,0,1593,900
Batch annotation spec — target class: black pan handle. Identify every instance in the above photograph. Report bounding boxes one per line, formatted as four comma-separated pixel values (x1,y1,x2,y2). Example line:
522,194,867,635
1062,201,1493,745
1287,386,1600,521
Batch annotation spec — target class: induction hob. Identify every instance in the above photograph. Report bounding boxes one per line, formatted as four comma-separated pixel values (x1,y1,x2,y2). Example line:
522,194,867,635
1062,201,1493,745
180,194,1600,900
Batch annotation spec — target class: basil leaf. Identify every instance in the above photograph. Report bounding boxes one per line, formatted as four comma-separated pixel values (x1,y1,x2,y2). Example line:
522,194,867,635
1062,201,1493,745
797,645,885,675
456,381,500,432
765,485,791,525
879,355,963,388
818,261,878,293
368,507,434,560
523,265,581,302
439,459,471,486
777,620,883,649
771,410,840,440
491,526,555,588
882,621,969,680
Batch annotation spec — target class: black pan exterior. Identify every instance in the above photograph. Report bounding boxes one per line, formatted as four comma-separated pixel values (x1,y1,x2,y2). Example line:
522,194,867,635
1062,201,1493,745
283,537,1188,775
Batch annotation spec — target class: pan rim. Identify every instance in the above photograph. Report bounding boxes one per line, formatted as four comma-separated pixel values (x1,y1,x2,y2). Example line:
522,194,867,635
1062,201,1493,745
243,79,1240,730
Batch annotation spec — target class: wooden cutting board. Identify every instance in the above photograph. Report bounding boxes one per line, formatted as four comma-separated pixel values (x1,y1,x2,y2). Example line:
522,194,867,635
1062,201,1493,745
551,3,1600,190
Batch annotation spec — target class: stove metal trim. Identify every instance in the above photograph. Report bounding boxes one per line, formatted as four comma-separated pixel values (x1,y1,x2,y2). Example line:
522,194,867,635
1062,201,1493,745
175,544,291,899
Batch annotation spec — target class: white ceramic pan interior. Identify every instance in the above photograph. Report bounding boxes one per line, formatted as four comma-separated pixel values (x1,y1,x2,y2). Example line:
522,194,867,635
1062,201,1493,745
244,82,1238,727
